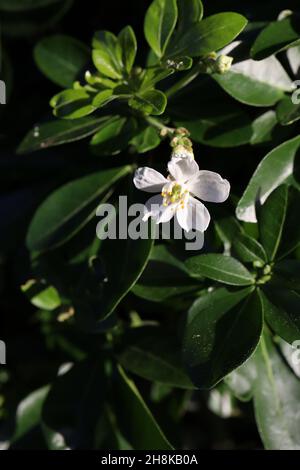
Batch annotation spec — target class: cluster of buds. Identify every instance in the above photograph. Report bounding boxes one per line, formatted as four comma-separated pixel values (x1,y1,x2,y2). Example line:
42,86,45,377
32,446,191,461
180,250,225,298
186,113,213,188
200,52,233,75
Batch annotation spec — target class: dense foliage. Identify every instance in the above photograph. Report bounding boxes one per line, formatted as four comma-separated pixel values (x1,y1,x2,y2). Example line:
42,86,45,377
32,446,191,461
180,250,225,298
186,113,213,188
1,0,300,450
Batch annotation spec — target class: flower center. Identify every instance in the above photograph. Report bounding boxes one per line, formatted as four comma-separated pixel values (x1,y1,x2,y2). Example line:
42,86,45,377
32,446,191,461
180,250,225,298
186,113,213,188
161,181,188,209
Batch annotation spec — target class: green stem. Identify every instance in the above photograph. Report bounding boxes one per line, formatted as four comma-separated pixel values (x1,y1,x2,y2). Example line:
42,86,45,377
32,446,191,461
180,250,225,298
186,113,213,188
165,62,204,98
144,115,175,136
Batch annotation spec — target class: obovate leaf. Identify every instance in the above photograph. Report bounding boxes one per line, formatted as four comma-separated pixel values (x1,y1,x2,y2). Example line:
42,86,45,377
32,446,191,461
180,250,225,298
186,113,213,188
177,0,203,32
92,30,123,79
251,14,300,60
130,126,160,153
185,254,255,286
277,96,300,126
90,117,137,155
50,89,95,120
183,287,260,389
17,116,111,154
233,233,267,264
236,135,300,223
144,0,178,58
118,26,137,74
253,332,300,449
34,35,90,88
167,13,247,58
26,165,132,252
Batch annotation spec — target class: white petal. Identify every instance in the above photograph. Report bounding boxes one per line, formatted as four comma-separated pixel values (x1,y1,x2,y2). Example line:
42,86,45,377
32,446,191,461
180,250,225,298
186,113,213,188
134,167,168,193
187,170,230,203
168,155,199,183
142,195,176,224
176,196,210,232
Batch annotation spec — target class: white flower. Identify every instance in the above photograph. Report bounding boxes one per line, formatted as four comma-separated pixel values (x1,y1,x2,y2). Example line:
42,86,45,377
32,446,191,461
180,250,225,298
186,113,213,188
133,154,230,232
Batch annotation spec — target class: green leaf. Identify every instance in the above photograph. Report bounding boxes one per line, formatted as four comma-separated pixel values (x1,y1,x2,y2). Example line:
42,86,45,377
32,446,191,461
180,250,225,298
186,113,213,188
129,89,167,115
175,105,253,148
253,332,300,449
236,135,300,223
144,0,178,58
233,233,267,264
10,386,49,444
133,245,198,302
112,366,173,450
50,89,95,120
92,30,123,79
92,89,114,108
21,279,61,310
183,288,260,389
34,35,90,88
130,126,160,153
277,96,300,126
42,361,107,449
118,26,137,74
26,166,132,252
225,356,257,402
251,15,300,60
274,259,300,290
168,12,247,58
141,67,174,90
259,185,288,261
116,326,194,389
17,116,111,154
213,56,292,107
185,254,255,286
250,111,278,145
177,0,203,31
90,116,137,155
262,286,300,344
278,188,300,258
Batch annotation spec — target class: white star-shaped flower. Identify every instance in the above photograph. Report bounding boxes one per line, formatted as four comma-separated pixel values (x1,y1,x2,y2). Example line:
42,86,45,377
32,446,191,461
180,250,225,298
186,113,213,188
133,153,230,232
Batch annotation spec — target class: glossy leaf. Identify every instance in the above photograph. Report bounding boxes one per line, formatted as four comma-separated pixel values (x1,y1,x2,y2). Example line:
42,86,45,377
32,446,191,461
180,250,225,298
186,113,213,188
177,0,203,32
34,35,90,88
50,89,95,120
21,279,61,310
130,126,160,153
250,111,278,145
129,89,167,115
254,333,300,449
236,135,300,223
92,30,123,79
144,0,178,58
112,367,173,450
90,117,137,155
185,254,255,286
277,96,300,126
251,15,300,60
259,185,288,261
233,233,267,264
168,13,247,58
116,326,194,389
17,116,111,154
183,288,260,389
26,165,132,252
262,286,300,344
213,56,292,107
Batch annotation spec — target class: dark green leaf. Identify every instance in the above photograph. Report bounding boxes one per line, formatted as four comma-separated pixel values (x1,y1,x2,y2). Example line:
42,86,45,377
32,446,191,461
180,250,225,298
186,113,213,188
233,233,267,264
26,165,132,252
116,326,194,389
183,288,260,389
90,116,137,155
262,286,300,344
236,135,300,223
168,13,247,58
92,30,123,79
17,116,111,154
253,332,300,449
112,366,173,450
277,96,300,126
278,187,300,258
34,35,90,88
177,0,203,31
144,0,178,58
250,111,278,145
251,15,300,60
185,254,255,286
259,185,288,261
